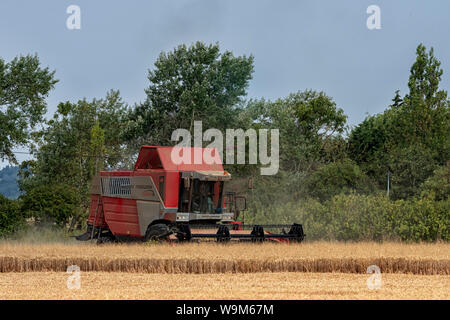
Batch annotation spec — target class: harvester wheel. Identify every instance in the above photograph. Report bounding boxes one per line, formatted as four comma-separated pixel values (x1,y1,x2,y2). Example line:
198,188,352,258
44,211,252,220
145,223,171,242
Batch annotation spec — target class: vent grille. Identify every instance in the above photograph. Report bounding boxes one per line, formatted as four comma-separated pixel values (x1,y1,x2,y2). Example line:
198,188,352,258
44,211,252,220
101,177,131,196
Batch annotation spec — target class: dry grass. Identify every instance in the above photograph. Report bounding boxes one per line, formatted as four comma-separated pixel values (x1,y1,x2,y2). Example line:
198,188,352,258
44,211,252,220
0,272,448,300
0,242,449,274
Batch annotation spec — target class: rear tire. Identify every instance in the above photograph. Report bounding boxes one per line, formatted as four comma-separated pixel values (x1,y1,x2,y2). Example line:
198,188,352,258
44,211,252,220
145,223,171,242
96,230,116,244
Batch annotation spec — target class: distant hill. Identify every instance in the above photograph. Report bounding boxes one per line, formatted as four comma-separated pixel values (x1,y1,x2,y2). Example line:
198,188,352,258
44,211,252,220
0,166,21,199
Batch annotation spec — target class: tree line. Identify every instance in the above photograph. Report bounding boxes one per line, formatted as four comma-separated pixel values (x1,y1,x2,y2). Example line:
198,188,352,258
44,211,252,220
0,42,449,240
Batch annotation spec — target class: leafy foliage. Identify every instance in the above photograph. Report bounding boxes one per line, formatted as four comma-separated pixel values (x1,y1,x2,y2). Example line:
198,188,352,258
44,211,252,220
0,195,23,237
349,44,450,198
20,184,78,227
18,90,128,227
246,90,347,172
124,42,254,146
0,55,57,163
245,193,449,242
305,159,374,201
420,162,450,201
387,145,438,199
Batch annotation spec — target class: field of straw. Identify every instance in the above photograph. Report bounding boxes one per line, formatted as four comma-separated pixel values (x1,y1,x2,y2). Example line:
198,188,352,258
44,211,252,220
0,242,448,299
1,272,448,300
0,242,449,274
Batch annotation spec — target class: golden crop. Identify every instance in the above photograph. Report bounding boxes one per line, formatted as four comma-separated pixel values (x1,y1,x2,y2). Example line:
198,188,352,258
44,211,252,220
0,272,448,300
0,242,448,274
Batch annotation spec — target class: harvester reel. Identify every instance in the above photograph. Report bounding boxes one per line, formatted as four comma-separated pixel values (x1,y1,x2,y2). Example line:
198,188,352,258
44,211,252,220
250,225,265,242
176,223,305,243
216,225,231,242
176,224,192,242
288,224,305,242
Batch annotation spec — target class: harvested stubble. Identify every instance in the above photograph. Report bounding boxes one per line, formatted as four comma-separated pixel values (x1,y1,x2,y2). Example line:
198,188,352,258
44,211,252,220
0,272,449,300
0,242,448,275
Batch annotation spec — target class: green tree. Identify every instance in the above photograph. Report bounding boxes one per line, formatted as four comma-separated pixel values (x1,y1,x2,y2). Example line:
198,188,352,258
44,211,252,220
348,112,391,167
89,121,106,176
124,42,254,146
420,162,450,201
397,44,450,161
246,90,347,172
0,55,57,163
387,145,438,199
0,195,23,237
20,184,78,227
243,91,348,205
19,90,128,228
349,44,449,198
306,159,374,201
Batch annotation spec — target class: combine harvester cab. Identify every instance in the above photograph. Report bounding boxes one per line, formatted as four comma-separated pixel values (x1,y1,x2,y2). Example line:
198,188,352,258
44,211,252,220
76,146,305,243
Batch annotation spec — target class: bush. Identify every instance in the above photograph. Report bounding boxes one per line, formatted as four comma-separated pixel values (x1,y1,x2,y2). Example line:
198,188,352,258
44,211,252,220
306,159,375,200
391,198,449,241
0,195,24,237
420,162,450,201
245,192,449,242
20,184,79,228
387,145,438,199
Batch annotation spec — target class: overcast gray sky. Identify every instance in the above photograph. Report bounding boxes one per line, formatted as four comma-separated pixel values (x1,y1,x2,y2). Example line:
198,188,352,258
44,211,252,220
1,0,449,168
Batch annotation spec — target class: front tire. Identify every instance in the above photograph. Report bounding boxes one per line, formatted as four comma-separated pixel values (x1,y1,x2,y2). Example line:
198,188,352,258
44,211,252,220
145,223,171,242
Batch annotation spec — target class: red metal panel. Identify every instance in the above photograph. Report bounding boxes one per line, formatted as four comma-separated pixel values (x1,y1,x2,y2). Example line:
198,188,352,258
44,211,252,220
102,197,141,237
135,146,224,171
101,171,133,176
158,146,224,171
134,147,163,170
132,170,178,209
213,182,220,207
164,171,179,208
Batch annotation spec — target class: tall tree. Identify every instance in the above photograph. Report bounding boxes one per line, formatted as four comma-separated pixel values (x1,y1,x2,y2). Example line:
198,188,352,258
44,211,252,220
0,55,57,163
349,44,450,198
398,44,449,163
19,90,128,228
124,42,254,146
246,90,347,172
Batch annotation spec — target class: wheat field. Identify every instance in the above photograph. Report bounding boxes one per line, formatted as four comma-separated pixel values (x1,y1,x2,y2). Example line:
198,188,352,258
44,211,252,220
0,242,448,274
0,242,448,299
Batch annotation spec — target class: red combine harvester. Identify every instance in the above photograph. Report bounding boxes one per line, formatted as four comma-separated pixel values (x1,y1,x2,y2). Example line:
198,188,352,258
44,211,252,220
76,146,305,243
